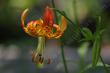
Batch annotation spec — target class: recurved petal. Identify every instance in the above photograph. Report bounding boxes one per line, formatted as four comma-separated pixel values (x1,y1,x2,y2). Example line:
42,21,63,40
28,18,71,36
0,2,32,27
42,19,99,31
60,16,67,32
21,8,29,28
43,6,54,26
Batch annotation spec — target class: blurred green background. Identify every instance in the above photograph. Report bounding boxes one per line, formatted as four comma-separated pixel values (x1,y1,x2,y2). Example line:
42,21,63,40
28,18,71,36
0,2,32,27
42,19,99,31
0,0,110,73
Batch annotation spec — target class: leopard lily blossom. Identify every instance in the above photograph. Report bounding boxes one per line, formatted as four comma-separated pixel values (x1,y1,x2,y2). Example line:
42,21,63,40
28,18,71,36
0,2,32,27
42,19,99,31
21,6,67,64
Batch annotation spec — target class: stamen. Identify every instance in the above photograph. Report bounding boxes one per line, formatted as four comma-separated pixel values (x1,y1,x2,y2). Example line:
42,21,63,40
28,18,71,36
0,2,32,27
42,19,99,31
31,37,46,64
32,51,44,64
47,58,51,64
39,56,44,64
32,50,52,64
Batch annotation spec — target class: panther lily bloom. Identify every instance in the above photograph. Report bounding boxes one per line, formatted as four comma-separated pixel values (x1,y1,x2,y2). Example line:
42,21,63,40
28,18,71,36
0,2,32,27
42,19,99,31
21,6,67,64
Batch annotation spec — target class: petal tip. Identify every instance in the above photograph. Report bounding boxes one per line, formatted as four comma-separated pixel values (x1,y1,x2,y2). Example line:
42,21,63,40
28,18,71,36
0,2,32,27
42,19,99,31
61,16,67,31
21,8,29,28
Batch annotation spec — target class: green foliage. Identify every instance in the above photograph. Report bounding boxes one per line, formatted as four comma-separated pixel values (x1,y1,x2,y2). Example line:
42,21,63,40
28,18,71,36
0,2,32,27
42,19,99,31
92,34,101,67
81,62,110,73
81,16,106,68
81,27,93,41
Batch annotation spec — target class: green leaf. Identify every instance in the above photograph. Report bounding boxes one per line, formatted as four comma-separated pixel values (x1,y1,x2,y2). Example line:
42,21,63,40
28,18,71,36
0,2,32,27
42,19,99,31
81,27,93,40
92,35,101,68
99,29,105,35
80,62,110,73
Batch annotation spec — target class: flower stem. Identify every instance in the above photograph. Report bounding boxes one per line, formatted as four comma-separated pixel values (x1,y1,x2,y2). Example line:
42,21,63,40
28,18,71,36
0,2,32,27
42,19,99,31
60,44,69,73
100,55,110,73
51,0,69,73
54,9,75,25
52,0,58,23
73,0,79,25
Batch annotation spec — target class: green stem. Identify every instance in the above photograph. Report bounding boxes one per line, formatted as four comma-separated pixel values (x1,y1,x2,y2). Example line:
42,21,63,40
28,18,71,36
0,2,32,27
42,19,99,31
61,44,69,73
51,1,69,73
73,0,81,35
52,0,58,23
73,0,79,25
55,9,74,25
100,55,109,73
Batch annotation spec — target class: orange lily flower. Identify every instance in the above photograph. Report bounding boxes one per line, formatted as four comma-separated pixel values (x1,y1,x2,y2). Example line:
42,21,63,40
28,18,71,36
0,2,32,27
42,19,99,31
21,6,67,39
21,6,67,64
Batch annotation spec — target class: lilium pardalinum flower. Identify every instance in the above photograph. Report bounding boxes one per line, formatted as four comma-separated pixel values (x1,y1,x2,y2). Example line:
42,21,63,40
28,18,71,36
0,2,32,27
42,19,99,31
21,6,67,64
